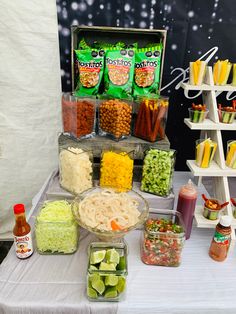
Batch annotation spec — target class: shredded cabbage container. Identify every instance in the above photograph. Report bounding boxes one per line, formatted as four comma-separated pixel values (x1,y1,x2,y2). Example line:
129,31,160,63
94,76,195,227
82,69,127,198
35,200,79,254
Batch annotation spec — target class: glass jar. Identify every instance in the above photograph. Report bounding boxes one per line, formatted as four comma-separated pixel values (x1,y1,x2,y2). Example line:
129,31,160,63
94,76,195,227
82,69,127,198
59,146,93,195
100,149,134,192
141,148,176,197
35,200,79,254
98,95,132,141
133,95,169,142
62,93,96,139
87,242,128,302
140,210,185,267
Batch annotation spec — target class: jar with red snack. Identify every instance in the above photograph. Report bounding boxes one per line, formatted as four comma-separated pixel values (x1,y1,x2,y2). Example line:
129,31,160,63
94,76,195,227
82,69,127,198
140,210,185,267
62,93,96,139
134,95,168,142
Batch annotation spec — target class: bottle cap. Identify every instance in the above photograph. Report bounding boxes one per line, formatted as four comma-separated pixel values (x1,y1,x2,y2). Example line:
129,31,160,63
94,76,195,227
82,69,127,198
13,204,25,215
219,215,231,227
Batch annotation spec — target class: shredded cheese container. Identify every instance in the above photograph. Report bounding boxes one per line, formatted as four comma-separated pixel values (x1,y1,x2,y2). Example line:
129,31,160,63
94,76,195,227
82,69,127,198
100,149,134,192
59,146,93,195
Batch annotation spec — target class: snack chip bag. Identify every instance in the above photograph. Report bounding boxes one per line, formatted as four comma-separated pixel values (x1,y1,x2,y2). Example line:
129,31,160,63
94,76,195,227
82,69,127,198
104,48,135,99
133,44,163,97
74,49,104,96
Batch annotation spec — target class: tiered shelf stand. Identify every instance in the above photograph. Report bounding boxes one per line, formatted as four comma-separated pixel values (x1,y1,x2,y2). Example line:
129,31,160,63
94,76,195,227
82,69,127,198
181,66,236,238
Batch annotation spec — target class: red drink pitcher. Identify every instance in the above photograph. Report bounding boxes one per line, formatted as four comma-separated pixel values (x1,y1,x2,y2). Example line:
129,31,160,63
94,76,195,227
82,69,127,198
176,180,197,239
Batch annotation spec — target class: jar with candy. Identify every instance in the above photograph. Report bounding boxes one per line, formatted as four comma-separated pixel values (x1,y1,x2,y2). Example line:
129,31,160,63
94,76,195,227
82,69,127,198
209,215,231,262
134,95,169,142
98,96,132,141
140,210,185,267
100,149,134,192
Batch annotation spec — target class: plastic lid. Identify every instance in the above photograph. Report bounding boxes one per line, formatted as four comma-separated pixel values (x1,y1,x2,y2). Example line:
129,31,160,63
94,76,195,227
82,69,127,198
180,179,197,196
13,204,25,215
219,215,231,227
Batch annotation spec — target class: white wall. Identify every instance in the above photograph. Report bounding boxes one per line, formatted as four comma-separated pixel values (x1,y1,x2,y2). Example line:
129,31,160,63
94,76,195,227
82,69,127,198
0,0,61,239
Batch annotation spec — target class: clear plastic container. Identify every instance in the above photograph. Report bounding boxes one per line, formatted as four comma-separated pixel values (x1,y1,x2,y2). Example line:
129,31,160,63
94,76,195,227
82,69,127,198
202,198,223,220
98,95,132,141
35,200,79,254
140,210,185,267
62,93,96,139
87,242,128,302
195,138,217,168
188,108,209,123
59,146,93,195
225,140,236,169
231,198,236,218
218,109,236,124
141,148,176,197
100,149,134,192
133,95,168,142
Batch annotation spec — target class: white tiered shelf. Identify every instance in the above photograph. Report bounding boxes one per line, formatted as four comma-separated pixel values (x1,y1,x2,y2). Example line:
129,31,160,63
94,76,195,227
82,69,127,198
181,66,236,239
181,82,236,92
184,118,236,130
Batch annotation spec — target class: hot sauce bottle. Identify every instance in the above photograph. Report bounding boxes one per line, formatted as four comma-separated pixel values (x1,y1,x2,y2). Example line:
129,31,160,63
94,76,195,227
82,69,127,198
13,204,33,259
209,215,231,262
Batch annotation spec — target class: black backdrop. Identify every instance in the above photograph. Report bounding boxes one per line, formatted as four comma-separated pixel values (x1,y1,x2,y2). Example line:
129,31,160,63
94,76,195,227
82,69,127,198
57,0,236,170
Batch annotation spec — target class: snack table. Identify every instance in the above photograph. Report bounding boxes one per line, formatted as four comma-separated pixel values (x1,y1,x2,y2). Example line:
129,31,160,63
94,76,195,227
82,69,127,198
0,172,236,314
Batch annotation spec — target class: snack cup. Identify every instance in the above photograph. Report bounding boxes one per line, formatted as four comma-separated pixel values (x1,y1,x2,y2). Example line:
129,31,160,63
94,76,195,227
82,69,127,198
189,61,206,85
218,109,236,124
226,140,236,169
188,108,209,123
231,199,236,219
203,206,222,220
195,139,217,168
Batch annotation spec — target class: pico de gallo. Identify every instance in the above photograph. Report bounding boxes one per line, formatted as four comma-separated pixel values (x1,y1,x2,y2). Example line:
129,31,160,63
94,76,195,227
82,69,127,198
141,217,185,267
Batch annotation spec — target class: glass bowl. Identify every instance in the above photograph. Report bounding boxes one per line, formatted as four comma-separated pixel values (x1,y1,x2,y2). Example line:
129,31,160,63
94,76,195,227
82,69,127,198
71,186,149,241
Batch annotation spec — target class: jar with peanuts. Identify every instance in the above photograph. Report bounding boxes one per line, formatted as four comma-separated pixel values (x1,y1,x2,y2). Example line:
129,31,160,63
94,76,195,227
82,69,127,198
98,96,133,141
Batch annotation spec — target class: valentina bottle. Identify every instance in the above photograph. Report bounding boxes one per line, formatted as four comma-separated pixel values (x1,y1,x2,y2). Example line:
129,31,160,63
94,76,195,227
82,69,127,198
13,204,33,259
209,215,231,262
176,180,197,240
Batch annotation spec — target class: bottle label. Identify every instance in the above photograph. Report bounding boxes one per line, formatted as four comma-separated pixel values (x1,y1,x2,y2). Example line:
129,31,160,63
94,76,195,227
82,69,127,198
14,232,33,259
213,231,231,245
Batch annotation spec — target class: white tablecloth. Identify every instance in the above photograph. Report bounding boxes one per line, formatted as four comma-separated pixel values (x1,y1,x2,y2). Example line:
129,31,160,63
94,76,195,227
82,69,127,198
1,172,236,314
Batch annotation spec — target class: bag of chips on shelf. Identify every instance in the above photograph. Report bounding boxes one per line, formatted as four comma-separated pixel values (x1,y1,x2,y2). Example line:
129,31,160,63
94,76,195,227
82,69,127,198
74,49,104,96
104,47,135,99
133,43,163,97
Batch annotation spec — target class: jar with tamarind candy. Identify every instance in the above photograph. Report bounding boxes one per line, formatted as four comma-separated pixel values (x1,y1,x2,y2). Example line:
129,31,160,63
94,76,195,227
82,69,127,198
98,95,132,141
133,95,169,142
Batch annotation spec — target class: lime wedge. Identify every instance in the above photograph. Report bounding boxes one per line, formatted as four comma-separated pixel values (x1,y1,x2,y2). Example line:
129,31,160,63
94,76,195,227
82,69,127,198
88,273,100,284
105,249,120,264
90,250,106,265
117,256,126,270
105,274,119,286
87,287,98,299
91,278,105,295
89,265,98,271
99,262,116,271
104,287,118,299
117,276,126,293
